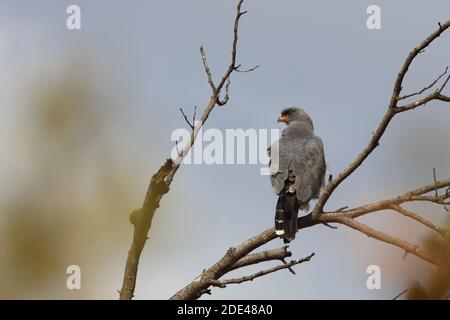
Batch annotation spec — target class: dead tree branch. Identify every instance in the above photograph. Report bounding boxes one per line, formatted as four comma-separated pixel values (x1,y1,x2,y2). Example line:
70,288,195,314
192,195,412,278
119,0,254,300
390,205,447,237
208,253,315,288
228,246,292,271
171,179,450,299
398,66,448,100
170,20,450,300
312,20,450,218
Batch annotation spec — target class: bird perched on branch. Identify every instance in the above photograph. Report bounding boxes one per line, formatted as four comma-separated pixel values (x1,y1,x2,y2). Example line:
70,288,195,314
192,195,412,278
268,107,326,243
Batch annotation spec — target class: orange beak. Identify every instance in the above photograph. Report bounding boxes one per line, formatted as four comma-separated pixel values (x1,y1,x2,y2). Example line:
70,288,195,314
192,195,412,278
278,114,288,123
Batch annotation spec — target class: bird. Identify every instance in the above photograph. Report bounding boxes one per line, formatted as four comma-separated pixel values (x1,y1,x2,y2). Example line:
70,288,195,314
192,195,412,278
268,107,326,243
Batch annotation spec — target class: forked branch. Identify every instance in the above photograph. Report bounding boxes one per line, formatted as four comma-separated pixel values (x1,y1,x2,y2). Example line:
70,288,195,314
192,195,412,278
119,0,256,300
170,20,450,300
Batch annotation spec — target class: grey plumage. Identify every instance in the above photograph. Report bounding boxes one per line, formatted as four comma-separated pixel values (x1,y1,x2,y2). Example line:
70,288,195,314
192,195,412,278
268,107,326,243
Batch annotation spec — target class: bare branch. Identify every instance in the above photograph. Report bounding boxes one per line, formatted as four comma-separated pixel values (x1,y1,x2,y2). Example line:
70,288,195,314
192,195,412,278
170,20,450,300
209,253,315,288
395,90,450,113
120,0,250,300
328,216,438,265
405,178,450,196
119,159,173,299
439,73,450,93
390,205,447,237
122,9,450,300
172,179,450,299
398,66,448,100
215,0,246,93
179,107,194,130
335,206,349,212
390,20,450,108
217,78,231,106
324,178,450,219
393,289,408,300
175,140,182,157
322,222,338,229
234,64,260,73
200,45,216,92
433,167,439,197
170,227,279,300
192,105,197,125
172,178,450,300
312,20,450,218
228,246,292,272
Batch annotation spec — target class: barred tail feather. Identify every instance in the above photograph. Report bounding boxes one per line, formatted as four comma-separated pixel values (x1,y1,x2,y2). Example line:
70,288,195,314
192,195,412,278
275,193,299,243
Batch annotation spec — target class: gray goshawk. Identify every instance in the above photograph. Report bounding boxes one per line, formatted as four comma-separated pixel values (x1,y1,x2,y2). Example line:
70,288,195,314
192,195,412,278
268,107,326,243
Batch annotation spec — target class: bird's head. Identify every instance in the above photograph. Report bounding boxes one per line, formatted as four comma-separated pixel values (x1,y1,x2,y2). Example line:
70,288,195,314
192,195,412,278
277,107,314,130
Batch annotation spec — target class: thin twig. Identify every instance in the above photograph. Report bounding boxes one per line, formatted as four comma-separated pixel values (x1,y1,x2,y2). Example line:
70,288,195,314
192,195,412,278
398,66,448,100
336,206,349,212
228,246,292,271
217,78,231,106
312,20,450,218
439,73,450,93
393,289,408,300
322,222,338,229
179,107,194,130
433,167,439,197
175,140,183,157
170,20,450,300
234,64,260,73
209,253,315,288
200,45,216,91
390,205,447,237
120,0,250,300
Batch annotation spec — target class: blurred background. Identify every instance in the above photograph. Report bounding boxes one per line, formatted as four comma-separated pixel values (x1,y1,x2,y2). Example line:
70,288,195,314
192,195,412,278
0,0,449,299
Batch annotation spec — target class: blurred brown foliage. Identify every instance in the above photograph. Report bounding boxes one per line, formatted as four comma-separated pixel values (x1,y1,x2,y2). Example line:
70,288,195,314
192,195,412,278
408,216,450,300
0,59,140,298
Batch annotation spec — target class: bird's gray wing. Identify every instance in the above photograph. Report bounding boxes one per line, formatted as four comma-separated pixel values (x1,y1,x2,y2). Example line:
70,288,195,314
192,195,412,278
291,136,326,202
269,136,288,195
269,126,325,202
